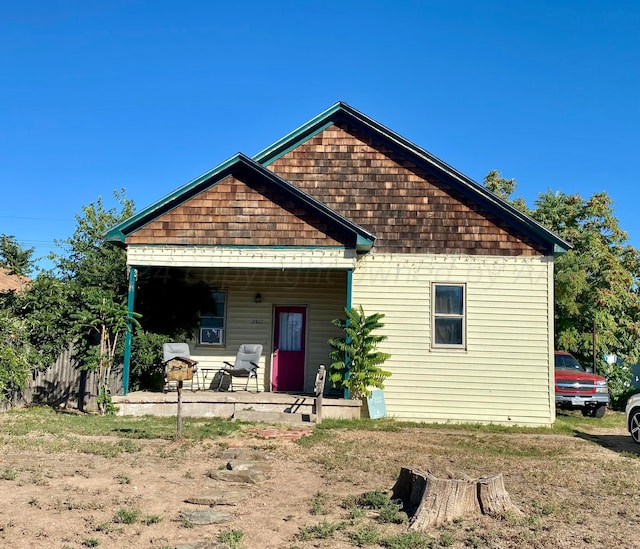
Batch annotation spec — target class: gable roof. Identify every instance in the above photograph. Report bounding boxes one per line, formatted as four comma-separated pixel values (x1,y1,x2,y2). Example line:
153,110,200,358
254,101,571,254
106,101,570,255
105,152,376,251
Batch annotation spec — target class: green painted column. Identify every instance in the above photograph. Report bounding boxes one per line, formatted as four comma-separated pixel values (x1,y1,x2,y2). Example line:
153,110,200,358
122,266,137,396
344,269,353,400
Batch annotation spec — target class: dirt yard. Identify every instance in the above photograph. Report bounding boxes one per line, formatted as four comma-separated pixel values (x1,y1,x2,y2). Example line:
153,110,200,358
0,412,639,549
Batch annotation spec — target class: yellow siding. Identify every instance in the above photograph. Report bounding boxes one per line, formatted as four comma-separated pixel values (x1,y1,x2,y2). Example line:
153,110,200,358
173,269,346,392
352,253,555,426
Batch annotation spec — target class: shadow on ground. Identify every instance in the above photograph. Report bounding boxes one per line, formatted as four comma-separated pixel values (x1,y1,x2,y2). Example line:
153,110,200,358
574,431,640,457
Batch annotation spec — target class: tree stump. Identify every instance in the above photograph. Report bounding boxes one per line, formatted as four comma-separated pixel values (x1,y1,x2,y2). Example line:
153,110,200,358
391,467,520,530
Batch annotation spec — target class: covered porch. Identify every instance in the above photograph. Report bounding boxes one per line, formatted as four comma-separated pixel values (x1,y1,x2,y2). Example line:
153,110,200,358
122,248,358,397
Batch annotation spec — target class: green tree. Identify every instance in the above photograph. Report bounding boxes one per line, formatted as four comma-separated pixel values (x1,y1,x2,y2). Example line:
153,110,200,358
51,191,207,394
0,309,32,401
72,293,139,414
483,170,529,213
53,190,134,299
328,306,392,399
0,234,34,279
534,190,640,364
10,274,77,369
49,191,136,405
0,238,74,401
483,173,640,400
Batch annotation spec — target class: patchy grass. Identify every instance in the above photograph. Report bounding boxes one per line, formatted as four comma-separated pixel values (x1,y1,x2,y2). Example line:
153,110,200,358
310,491,332,515
114,473,131,485
296,520,349,541
217,529,245,549
300,411,626,443
113,507,140,525
0,468,18,481
0,405,242,440
0,406,636,549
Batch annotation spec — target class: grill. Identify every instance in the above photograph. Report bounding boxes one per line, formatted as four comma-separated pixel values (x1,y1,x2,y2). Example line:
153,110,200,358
556,381,596,394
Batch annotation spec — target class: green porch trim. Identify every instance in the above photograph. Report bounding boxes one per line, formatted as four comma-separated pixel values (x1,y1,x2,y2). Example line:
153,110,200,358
344,268,353,400
122,266,137,396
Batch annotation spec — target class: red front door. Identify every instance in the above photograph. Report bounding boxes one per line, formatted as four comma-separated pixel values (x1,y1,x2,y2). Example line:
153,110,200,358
272,306,306,392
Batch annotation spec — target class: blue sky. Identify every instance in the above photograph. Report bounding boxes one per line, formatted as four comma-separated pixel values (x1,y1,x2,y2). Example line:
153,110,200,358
1,1,638,270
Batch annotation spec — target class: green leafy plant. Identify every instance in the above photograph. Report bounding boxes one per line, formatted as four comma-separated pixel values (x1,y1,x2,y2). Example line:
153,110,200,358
0,467,18,481
217,529,244,549
114,507,140,524
142,514,162,525
296,520,348,541
328,306,391,399
380,530,433,549
599,359,633,408
349,524,381,546
0,309,36,402
310,491,331,515
114,473,130,485
353,491,406,524
356,490,393,509
73,294,139,415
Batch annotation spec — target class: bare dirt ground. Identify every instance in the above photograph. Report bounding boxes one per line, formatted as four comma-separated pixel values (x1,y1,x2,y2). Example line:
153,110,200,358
1,416,640,549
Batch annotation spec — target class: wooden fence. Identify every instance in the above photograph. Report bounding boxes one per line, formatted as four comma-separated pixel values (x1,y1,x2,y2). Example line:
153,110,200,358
11,345,123,412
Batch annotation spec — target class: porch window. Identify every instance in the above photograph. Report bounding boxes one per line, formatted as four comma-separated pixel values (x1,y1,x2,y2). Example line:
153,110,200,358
278,311,303,351
432,283,466,348
198,289,227,346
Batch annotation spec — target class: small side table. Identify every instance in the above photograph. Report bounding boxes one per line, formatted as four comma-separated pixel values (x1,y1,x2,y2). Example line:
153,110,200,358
199,367,220,390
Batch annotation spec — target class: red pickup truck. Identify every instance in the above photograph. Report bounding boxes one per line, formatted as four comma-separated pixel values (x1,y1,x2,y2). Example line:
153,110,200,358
555,351,609,418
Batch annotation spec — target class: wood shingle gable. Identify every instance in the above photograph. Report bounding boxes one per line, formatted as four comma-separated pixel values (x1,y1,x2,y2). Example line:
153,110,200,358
126,174,347,247
267,123,546,255
255,101,571,256
107,153,374,250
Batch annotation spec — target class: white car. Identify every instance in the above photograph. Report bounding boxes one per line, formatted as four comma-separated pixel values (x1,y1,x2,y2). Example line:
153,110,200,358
625,393,640,443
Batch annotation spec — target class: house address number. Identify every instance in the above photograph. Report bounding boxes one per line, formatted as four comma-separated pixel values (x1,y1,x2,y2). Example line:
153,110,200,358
251,319,265,324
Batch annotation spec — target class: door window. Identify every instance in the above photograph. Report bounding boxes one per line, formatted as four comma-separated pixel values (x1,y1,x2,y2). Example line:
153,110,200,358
278,311,302,351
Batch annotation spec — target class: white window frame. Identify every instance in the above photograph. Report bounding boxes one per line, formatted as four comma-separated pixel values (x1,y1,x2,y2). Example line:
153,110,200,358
198,289,227,347
431,283,466,349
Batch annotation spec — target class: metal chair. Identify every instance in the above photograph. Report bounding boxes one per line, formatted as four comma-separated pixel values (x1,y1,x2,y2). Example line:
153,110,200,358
217,344,263,392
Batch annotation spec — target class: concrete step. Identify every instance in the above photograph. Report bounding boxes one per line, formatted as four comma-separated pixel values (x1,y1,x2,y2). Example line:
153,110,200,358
232,410,316,424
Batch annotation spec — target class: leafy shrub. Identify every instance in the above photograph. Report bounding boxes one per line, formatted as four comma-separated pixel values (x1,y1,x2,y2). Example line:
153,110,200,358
328,306,391,399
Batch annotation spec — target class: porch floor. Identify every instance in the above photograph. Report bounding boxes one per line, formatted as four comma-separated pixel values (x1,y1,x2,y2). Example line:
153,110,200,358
112,389,361,423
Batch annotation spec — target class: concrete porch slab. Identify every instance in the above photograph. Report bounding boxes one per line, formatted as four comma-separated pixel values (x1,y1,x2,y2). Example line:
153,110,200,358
112,390,361,421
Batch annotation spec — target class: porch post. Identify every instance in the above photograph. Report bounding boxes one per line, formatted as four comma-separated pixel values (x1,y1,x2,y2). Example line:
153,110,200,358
344,269,353,399
122,266,137,396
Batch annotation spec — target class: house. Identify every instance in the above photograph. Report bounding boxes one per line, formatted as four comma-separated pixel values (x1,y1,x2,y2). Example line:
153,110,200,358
106,101,571,426
0,267,29,294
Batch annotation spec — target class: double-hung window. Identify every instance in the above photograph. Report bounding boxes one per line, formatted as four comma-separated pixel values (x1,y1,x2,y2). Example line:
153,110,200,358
198,289,226,346
432,283,466,349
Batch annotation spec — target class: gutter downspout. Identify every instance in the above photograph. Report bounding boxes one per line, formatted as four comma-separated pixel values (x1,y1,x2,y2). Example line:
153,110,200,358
122,266,137,396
